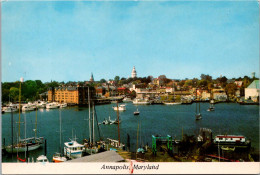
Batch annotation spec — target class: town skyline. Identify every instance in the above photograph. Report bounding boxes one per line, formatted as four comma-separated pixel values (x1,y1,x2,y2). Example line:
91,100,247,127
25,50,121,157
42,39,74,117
2,1,259,82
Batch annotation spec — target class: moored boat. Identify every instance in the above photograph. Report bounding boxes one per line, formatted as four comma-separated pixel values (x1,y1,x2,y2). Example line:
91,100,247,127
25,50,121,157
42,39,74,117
113,104,126,111
213,135,251,147
64,140,84,159
133,98,150,105
46,102,60,109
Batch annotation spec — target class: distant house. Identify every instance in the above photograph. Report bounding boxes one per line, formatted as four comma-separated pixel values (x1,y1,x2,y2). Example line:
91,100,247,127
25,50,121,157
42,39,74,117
245,80,259,102
166,87,174,93
212,89,227,101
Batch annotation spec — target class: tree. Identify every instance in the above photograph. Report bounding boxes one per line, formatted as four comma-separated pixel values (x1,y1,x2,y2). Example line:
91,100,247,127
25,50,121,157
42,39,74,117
100,79,106,83
200,74,212,82
9,87,19,102
225,83,237,97
114,76,120,84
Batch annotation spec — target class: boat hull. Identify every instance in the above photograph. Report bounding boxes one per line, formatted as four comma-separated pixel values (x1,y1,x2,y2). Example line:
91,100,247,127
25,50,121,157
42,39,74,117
5,143,41,153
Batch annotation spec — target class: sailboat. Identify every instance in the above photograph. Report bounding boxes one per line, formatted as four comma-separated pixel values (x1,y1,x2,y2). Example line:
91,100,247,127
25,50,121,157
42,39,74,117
207,103,215,112
195,89,202,120
134,108,140,115
83,86,103,155
52,109,67,162
6,77,44,154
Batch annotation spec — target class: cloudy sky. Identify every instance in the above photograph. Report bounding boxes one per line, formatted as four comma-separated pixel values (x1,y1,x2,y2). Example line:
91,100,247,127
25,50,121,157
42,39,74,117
2,1,259,82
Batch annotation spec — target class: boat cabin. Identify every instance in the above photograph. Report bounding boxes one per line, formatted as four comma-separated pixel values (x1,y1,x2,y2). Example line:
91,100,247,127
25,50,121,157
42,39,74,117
214,135,246,143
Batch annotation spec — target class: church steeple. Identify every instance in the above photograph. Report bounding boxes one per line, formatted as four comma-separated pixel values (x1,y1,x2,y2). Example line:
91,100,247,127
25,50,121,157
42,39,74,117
131,66,137,78
90,73,94,82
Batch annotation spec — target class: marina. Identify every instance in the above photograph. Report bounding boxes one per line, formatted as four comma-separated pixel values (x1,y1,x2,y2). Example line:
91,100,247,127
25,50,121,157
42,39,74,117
1,102,259,162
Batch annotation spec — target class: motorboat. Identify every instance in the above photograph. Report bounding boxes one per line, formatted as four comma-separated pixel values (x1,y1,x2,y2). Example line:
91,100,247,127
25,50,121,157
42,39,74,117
36,155,49,163
53,152,67,163
213,135,251,146
60,103,67,108
64,140,84,159
46,102,60,109
133,98,150,105
113,104,126,111
2,106,18,113
35,101,47,108
22,104,35,112
134,108,140,115
122,97,132,102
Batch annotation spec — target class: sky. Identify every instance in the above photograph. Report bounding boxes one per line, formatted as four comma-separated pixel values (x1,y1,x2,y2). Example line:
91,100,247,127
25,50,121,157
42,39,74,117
1,1,259,83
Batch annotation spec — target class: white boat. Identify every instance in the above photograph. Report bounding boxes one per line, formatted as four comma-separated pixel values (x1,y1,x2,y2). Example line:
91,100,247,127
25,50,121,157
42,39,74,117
46,102,60,109
163,102,182,105
5,137,44,153
60,103,67,108
2,106,18,113
133,98,150,105
36,155,49,163
134,108,140,115
122,97,132,102
213,135,250,146
35,101,47,108
64,140,84,159
113,104,126,111
22,104,35,111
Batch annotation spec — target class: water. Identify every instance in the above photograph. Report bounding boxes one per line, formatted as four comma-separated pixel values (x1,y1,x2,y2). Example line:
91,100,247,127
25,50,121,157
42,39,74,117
2,102,259,162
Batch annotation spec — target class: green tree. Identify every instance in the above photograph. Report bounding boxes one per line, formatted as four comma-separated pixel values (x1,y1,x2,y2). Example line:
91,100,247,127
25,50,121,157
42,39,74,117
225,83,237,97
9,87,19,102
100,79,106,83
114,76,120,84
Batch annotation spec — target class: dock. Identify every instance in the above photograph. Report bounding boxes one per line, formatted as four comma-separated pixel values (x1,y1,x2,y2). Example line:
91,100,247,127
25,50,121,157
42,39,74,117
67,151,125,162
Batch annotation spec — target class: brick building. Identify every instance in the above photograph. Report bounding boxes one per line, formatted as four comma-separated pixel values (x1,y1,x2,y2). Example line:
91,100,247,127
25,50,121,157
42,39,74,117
48,85,95,105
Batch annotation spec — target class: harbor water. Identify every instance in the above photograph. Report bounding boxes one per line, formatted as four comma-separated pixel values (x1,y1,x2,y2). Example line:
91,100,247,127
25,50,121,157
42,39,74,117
1,102,259,162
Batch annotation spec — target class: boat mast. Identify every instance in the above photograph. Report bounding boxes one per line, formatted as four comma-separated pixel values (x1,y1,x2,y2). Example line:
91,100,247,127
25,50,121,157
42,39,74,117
18,78,23,141
88,87,92,144
195,88,197,114
24,113,26,159
35,108,38,140
116,101,120,146
59,109,62,154
92,102,95,145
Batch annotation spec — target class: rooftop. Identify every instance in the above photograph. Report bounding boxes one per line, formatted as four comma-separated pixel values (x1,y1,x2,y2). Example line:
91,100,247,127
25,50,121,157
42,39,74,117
247,80,259,89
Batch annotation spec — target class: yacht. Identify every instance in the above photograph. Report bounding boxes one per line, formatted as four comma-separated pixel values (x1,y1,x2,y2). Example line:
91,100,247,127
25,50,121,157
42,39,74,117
133,98,150,105
46,102,60,109
22,104,35,112
113,104,126,111
64,140,84,159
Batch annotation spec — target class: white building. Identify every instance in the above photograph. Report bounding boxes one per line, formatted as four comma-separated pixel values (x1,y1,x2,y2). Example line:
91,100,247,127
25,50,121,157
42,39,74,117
131,66,137,78
245,80,259,102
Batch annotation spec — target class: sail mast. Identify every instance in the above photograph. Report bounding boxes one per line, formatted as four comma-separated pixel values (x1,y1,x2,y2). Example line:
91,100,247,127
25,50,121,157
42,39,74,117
88,87,92,144
92,102,95,145
18,78,23,141
116,101,120,146
59,109,62,154
35,108,38,140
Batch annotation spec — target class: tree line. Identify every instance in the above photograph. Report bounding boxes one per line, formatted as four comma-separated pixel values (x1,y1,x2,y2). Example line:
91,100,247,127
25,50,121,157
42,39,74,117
1,74,258,103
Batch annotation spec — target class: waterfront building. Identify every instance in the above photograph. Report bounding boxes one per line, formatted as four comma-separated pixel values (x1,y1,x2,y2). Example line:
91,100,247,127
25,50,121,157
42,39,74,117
131,66,137,78
245,80,259,102
212,89,227,101
48,85,95,105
